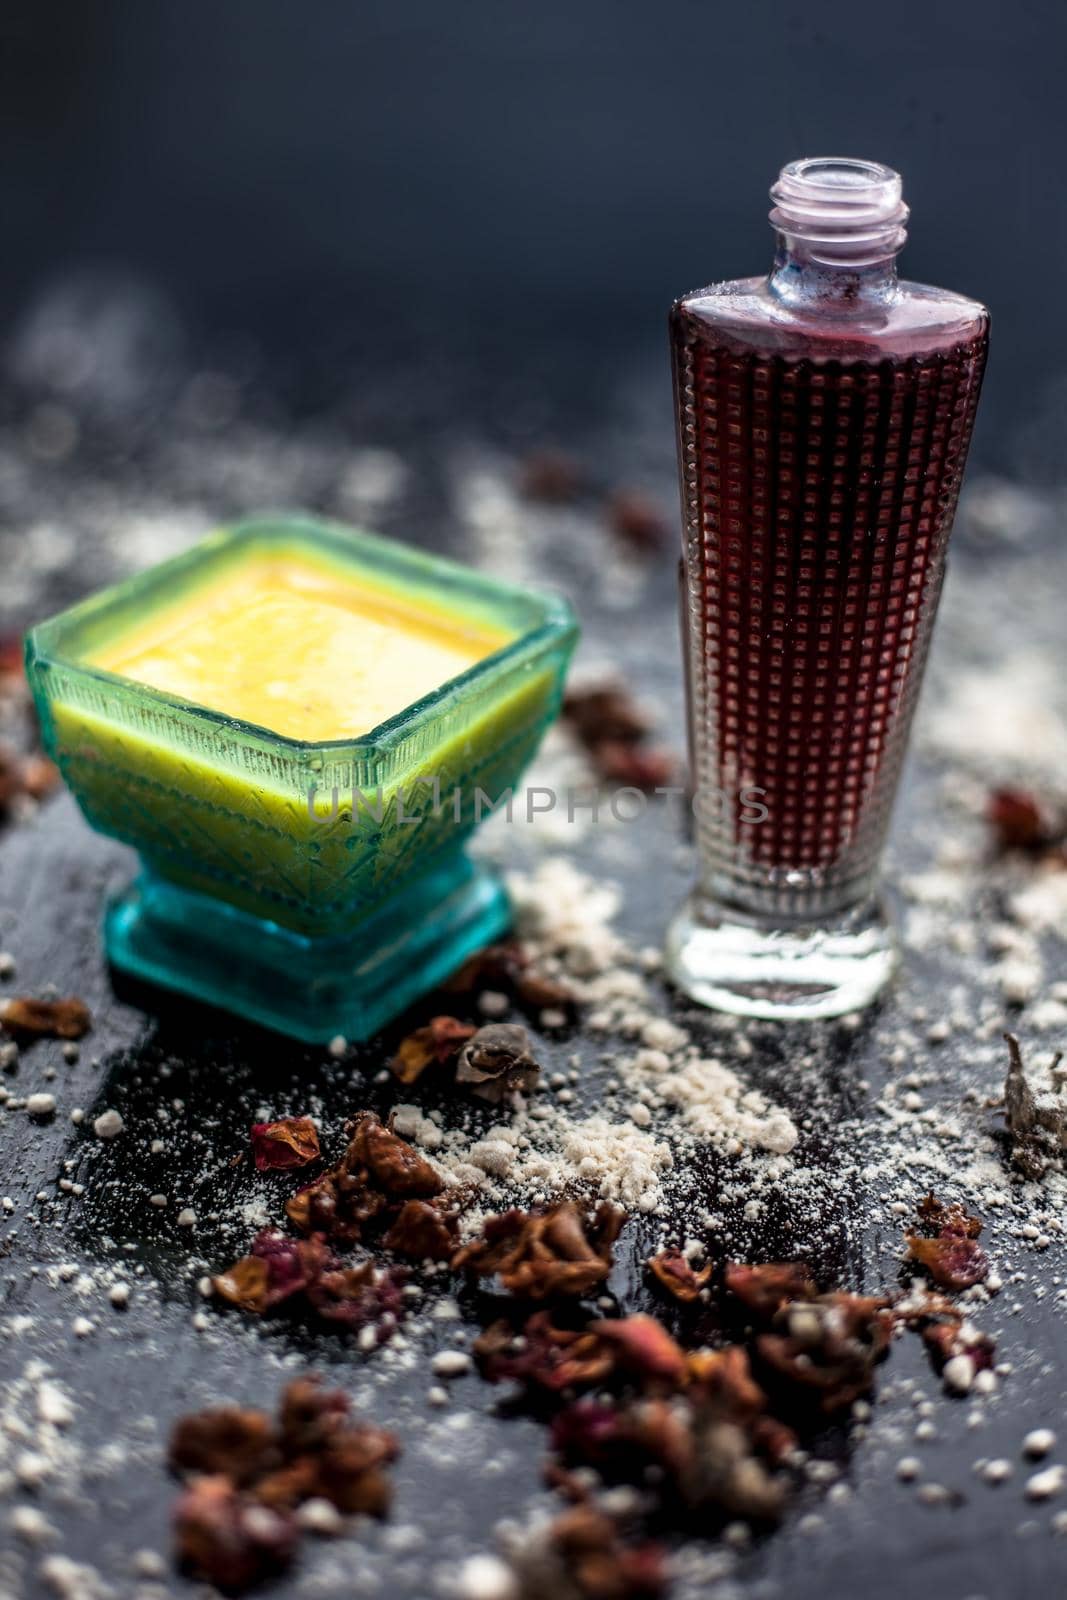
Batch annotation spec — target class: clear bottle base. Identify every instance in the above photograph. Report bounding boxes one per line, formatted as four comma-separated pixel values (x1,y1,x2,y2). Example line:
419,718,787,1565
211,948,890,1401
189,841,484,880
664,894,897,1021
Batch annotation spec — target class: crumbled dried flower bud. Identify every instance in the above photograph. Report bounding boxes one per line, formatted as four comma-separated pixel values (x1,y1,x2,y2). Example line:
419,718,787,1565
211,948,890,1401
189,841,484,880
0,995,91,1042
563,683,652,748
756,1292,894,1413
350,1111,444,1198
526,1504,667,1599
724,1261,818,1318
19,754,60,801
905,1192,989,1290
305,1260,406,1337
475,1314,617,1394
906,1234,989,1291
606,488,671,552
647,1247,712,1303
250,1116,320,1172
213,1229,404,1342
562,681,677,792
390,1015,477,1084
455,1023,541,1103
443,941,578,1020
169,1407,281,1486
517,449,584,503
285,1169,383,1244
173,1476,298,1591
987,786,1064,853
915,1193,983,1239
381,1198,459,1261
588,741,677,792
443,940,529,996
453,1201,624,1301
170,1377,400,1590
1003,1032,1066,1180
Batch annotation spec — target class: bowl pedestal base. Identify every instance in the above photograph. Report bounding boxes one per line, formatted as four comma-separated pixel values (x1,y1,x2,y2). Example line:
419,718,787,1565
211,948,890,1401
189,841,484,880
104,854,510,1043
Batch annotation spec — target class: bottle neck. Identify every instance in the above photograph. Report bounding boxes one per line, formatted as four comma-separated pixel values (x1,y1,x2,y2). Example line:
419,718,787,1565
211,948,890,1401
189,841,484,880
769,232,901,309
767,157,908,312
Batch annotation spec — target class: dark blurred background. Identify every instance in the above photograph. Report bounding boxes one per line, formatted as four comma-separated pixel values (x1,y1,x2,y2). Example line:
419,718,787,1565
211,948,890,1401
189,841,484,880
2,0,1065,470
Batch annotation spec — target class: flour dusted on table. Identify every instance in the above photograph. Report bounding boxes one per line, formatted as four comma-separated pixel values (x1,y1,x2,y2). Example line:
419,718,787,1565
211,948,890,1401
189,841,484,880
393,857,797,1219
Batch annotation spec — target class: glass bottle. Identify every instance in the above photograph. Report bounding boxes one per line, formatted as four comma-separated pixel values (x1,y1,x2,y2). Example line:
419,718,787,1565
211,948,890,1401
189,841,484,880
666,158,989,1019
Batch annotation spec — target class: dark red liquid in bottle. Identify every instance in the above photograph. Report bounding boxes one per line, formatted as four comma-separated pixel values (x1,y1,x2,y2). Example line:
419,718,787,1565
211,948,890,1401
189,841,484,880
671,162,988,927
673,326,987,905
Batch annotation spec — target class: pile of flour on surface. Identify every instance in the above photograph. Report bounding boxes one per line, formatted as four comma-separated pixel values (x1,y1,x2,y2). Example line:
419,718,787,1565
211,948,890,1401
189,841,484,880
394,857,798,1221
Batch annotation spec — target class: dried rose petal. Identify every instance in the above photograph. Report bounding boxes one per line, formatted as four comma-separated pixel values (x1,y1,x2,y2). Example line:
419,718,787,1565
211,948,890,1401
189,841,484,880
455,1022,540,1103
169,1377,401,1587
253,1230,334,1302
250,1116,320,1172
683,1408,787,1521
453,1202,623,1301
606,488,671,552
285,1170,383,1243
587,1315,688,1388
686,1345,767,1422
916,1193,982,1239
442,939,529,996
756,1332,872,1413
169,1407,280,1485
647,1248,711,1303
906,1233,989,1290
0,746,20,812
756,1292,893,1414
306,1261,405,1340
589,741,676,792
563,684,652,748
213,1231,335,1315
906,1193,989,1289
546,1504,667,1599
381,1198,458,1261
0,636,23,679
562,678,677,793
553,1395,693,1485
273,1377,400,1513
390,1015,477,1084
19,754,60,801
213,1256,271,1314
276,1375,351,1455
312,1422,401,1515
282,1111,440,1246
724,1261,817,1318
440,940,578,1021
475,1315,616,1394
518,449,585,503
920,1315,996,1374
988,786,1052,851
1003,1032,1065,1180
174,1476,298,1591
512,968,578,1017
748,1412,799,1467
550,1398,646,1470
0,995,91,1041
349,1112,443,1198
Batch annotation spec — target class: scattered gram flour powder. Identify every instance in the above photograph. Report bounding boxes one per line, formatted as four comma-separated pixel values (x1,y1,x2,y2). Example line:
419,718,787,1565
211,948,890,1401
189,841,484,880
393,858,797,1220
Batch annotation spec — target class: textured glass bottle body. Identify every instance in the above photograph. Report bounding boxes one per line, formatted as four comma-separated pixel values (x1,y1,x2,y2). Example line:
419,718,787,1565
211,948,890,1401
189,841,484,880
671,279,988,926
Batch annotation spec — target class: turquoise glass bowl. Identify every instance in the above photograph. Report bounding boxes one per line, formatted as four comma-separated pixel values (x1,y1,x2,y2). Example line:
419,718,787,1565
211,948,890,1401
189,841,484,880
25,515,578,1040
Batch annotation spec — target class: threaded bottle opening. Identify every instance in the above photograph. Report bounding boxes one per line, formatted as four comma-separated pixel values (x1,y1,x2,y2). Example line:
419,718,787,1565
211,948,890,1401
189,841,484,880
770,157,908,265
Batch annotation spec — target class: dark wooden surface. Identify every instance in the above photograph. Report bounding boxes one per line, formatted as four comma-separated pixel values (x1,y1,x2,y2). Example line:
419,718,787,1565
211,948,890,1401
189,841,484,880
1,311,1065,1599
